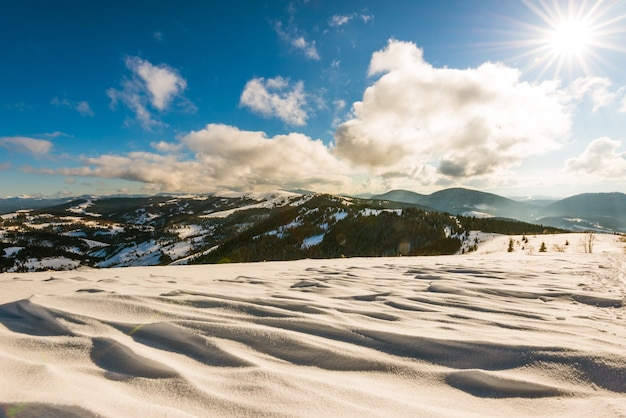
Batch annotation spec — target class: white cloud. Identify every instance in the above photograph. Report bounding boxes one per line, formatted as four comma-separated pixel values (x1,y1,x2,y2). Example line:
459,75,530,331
333,39,571,185
565,137,626,178
107,56,192,130
75,101,93,116
51,97,94,116
293,37,320,60
329,12,373,27
240,77,309,126
333,99,346,112
329,14,353,27
127,57,186,111
182,124,351,190
151,141,183,153
361,14,374,23
0,162,10,171
274,22,320,60
331,99,347,127
566,77,621,112
0,136,53,157
41,131,71,139
52,153,194,190
47,124,351,193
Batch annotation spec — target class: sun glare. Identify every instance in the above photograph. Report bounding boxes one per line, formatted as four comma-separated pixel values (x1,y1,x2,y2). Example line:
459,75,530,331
495,0,626,80
549,19,592,56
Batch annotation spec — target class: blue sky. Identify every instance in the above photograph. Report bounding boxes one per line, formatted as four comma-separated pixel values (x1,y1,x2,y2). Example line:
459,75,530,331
1,0,626,198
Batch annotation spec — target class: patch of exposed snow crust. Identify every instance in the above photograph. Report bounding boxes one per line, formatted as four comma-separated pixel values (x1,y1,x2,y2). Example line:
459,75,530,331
13,256,80,272
359,208,402,216
461,210,494,218
202,191,302,218
96,240,163,267
169,224,209,239
68,199,102,217
3,247,23,257
301,233,325,248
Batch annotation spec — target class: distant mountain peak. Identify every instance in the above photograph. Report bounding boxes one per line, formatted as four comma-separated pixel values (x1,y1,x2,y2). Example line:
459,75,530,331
371,188,626,232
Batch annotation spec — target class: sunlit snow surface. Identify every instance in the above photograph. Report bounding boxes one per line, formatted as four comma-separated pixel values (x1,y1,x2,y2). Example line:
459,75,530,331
0,233,624,417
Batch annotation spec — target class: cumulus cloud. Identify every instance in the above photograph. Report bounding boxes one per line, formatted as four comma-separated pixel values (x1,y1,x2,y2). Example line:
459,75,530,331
52,152,196,190
565,137,626,178
151,141,183,153
51,97,94,116
129,57,186,110
240,77,309,126
566,77,622,112
0,136,53,157
274,22,320,60
333,39,571,184
182,124,350,190
107,56,193,129
46,124,351,193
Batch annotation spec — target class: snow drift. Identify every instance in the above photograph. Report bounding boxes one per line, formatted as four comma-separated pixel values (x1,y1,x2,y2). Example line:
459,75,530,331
0,233,624,417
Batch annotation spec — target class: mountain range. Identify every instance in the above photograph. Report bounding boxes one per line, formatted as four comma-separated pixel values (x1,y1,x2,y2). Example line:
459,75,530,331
372,188,626,232
0,190,567,272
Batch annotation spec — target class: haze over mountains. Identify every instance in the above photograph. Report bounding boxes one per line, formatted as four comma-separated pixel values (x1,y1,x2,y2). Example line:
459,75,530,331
372,188,626,233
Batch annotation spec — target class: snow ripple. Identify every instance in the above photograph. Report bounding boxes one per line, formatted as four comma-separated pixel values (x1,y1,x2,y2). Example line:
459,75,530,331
0,242,625,416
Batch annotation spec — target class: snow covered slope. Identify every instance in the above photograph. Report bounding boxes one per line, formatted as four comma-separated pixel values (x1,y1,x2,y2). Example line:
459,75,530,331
3,192,567,272
0,233,624,417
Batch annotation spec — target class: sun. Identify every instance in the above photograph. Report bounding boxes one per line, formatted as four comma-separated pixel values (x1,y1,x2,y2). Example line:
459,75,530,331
494,0,626,80
525,0,605,79
548,19,592,57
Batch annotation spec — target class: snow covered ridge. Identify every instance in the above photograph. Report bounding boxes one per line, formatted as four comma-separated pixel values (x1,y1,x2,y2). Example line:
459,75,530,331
200,191,302,219
0,191,619,272
213,189,301,200
0,242,624,416
67,198,101,217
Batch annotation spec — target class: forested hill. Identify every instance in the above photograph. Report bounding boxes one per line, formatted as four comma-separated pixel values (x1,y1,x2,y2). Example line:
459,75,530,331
193,195,563,264
1,191,564,272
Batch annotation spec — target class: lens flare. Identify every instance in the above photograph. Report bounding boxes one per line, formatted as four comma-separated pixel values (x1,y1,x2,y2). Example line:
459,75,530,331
487,0,626,80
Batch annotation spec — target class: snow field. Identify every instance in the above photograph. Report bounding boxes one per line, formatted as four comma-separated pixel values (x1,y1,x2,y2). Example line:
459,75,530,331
0,233,624,417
